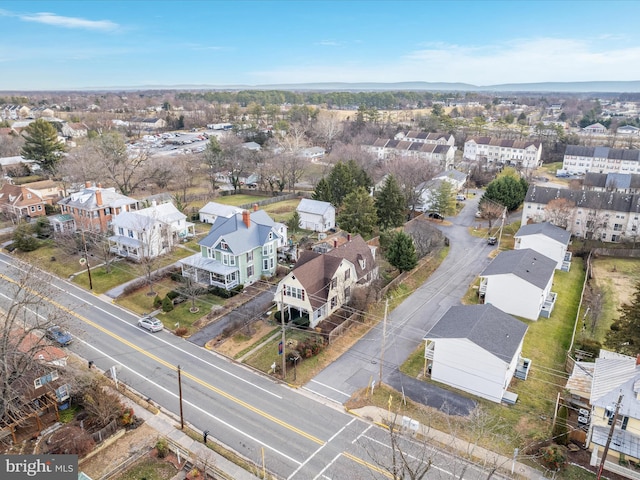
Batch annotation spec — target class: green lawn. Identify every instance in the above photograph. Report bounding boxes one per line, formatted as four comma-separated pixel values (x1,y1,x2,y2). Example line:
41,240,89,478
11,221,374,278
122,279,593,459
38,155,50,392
244,329,326,383
113,457,176,480
73,247,196,294
213,194,266,206
14,241,84,278
261,199,301,223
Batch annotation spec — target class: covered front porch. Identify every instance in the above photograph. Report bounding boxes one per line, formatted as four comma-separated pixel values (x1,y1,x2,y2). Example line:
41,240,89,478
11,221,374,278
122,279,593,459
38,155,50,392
108,235,143,261
180,254,239,290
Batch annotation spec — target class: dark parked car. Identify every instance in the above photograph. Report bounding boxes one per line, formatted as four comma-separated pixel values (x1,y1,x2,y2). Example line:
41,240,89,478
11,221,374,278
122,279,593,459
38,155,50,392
46,325,73,346
427,212,444,220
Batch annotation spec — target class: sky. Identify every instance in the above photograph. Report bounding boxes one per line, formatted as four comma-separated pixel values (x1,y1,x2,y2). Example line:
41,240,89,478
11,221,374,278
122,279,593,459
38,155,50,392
2,0,640,91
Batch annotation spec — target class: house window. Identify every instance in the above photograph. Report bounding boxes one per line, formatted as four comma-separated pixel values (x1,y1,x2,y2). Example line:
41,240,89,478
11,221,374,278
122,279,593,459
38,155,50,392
285,285,305,300
246,251,253,263
331,278,337,289
222,253,235,266
30,206,35,212
263,243,273,255
34,378,42,388
105,207,111,215
26,193,32,199
345,269,350,280
128,230,134,238
263,259,269,270
330,296,337,308
118,227,124,235
270,258,274,269
37,205,42,211
221,241,228,250
247,265,254,278
614,224,623,231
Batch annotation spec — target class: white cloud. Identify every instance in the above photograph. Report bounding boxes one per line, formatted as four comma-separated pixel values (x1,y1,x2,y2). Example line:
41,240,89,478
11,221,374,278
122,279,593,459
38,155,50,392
20,12,119,32
251,37,640,85
315,40,341,47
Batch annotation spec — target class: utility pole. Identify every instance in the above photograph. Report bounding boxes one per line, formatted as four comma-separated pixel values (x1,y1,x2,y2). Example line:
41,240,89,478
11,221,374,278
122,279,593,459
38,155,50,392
379,299,388,384
280,288,286,380
497,206,507,250
597,392,623,480
81,230,93,290
177,365,184,430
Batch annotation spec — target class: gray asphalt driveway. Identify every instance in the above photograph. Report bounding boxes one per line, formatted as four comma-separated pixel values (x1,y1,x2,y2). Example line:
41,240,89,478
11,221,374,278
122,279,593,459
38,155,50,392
305,194,495,414
188,286,276,347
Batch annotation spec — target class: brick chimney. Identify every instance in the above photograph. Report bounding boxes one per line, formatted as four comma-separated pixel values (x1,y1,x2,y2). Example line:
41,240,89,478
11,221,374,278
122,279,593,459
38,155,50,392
95,189,103,206
333,239,337,248
637,354,640,366
253,203,258,212
85,180,91,188
242,210,251,228
347,233,351,242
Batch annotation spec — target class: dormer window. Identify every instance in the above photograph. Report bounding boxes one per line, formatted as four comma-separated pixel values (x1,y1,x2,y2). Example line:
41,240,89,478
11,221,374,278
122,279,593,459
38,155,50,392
221,241,228,250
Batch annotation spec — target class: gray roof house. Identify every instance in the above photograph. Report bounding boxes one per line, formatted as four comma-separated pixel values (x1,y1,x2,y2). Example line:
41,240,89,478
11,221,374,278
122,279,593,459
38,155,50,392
586,350,640,472
479,248,557,320
514,222,571,270
180,209,284,290
424,304,529,403
109,202,194,260
296,198,336,232
199,201,243,224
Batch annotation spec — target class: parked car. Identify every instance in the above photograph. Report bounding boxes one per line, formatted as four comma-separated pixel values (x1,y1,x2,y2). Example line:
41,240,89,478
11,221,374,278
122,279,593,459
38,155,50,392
427,212,444,220
488,236,497,245
456,194,466,201
46,325,73,346
475,211,483,218
138,316,163,333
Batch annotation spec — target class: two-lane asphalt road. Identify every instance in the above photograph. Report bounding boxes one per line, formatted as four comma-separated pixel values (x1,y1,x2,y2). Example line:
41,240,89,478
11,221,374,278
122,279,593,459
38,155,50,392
0,253,507,479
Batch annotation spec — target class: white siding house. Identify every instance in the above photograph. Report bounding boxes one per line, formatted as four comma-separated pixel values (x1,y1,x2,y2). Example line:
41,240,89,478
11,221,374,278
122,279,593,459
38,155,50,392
514,222,571,270
296,198,335,232
199,201,243,224
479,249,557,320
424,305,528,403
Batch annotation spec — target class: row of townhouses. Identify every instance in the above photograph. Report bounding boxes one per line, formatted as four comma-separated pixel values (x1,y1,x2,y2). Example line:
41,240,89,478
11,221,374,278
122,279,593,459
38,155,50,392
463,137,543,169
562,145,640,175
522,185,640,242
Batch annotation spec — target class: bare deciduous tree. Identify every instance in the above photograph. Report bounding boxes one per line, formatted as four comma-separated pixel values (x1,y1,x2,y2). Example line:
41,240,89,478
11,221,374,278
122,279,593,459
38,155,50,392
544,198,575,229
0,265,72,429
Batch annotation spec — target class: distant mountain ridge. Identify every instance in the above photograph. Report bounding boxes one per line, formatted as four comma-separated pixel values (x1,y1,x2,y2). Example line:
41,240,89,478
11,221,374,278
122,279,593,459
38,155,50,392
61,80,640,93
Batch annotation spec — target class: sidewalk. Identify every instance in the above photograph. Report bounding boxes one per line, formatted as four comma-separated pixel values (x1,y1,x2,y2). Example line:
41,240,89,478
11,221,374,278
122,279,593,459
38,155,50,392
350,406,545,480
120,394,260,480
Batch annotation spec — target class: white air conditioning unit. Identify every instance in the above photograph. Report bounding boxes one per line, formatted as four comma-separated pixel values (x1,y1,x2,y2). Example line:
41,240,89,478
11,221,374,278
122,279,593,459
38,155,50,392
318,232,327,240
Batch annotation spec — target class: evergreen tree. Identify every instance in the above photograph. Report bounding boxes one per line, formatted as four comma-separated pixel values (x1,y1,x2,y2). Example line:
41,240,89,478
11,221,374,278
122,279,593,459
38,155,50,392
606,281,640,355
375,175,406,230
314,160,372,207
312,177,331,203
287,211,301,234
482,174,528,211
337,187,377,237
20,118,65,174
12,224,39,252
386,231,418,272
430,181,456,217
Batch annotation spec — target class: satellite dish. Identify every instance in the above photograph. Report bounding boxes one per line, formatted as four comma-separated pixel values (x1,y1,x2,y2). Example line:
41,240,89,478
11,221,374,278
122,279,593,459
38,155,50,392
79,258,87,265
